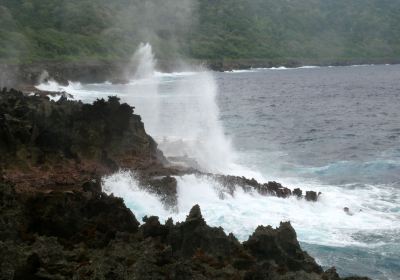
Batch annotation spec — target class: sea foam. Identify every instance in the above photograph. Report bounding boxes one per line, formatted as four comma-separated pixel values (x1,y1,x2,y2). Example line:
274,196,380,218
102,171,400,248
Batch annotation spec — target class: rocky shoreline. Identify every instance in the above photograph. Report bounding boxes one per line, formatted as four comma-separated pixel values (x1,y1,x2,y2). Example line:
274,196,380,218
0,89,368,279
0,180,368,280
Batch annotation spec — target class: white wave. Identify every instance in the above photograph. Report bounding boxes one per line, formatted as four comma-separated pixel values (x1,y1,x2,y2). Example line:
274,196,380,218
259,65,321,70
154,71,197,78
125,71,196,85
269,66,289,70
350,64,375,67
35,79,119,103
35,79,68,93
47,95,62,102
224,64,396,73
297,65,320,69
102,171,400,247
226,65,321,73
88,81,113,86
227,69,258,74
102,171,170,220
127,77,160,85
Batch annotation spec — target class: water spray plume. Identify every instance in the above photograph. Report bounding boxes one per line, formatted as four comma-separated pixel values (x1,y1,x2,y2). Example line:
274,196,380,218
124,43,239,174
130,42,157,80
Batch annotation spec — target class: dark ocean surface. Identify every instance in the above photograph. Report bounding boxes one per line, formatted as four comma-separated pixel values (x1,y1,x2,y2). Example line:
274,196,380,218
217,65,400,280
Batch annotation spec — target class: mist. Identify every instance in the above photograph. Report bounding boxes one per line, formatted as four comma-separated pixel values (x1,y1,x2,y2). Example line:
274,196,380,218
114,0,197,59
0,6,28,87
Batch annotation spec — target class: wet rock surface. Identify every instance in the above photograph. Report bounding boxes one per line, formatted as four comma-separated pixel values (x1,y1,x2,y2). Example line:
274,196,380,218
0,182,368,280
141,176,178,210
210,174,320,201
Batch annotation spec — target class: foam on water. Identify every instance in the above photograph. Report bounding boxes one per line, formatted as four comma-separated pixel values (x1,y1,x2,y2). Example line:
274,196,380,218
227,66,320,73
35,79,69,92
225,64,392,73
102,171,170,220
102,171,400,248
35,80,102,101
154,71,197,78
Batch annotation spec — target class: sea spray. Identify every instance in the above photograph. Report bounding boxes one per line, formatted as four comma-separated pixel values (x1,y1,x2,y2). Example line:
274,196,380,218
122,43,241,173
102,171,170,220
154,71,237,172
129,42,157,80
122,43,161,136
102,171,400,247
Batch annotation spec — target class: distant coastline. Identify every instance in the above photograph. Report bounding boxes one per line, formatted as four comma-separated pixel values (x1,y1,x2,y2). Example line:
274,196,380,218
1,57,399,88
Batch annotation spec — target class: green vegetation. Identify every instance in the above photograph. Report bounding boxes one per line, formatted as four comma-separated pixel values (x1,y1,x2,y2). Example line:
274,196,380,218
1,0,400,64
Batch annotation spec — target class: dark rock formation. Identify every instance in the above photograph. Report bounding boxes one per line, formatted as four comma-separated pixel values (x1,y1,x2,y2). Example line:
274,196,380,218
243,223,322,274
0,88,165,191
211,174,320,201
142,175,178,209
135,173,321,213
305,191,320,202
0,182,369,280
293,188,303,198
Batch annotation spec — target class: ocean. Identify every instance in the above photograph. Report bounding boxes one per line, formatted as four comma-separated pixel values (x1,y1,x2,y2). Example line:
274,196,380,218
37,63,400,280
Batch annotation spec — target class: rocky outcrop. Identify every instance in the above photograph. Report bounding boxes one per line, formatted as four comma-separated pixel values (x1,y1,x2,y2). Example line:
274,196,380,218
211,174,320,201
243,223,322,274
0,88,166,191
142,176,179,210
134,173,320,213
0,182,368,280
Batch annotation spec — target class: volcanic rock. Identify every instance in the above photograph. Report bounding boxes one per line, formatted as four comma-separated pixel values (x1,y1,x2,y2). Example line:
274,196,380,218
0,184,369,279
212,174,320,201
305,191,319,202
0,88,165,191
142,175,178,209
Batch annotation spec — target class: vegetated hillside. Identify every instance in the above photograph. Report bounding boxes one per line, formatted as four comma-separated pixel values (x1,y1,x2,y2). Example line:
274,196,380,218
1,0,399,64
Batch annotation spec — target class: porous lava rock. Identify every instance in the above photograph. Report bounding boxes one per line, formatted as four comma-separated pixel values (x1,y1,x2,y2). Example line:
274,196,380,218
0,182,369,280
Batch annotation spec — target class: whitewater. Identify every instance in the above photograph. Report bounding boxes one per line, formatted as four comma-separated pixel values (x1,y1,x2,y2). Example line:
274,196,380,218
36,46,400,279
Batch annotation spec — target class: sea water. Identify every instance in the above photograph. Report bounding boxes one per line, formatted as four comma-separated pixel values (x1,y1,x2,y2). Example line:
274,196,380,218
37,63,400,279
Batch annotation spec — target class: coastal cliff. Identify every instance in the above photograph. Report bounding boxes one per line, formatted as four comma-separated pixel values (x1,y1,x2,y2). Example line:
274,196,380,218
0,89,368,279
0,88,165,192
